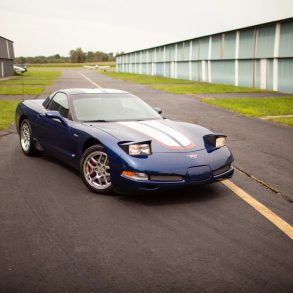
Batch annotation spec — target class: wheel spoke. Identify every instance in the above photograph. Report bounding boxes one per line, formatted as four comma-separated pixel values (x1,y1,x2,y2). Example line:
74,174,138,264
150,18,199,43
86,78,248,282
83,150,111,190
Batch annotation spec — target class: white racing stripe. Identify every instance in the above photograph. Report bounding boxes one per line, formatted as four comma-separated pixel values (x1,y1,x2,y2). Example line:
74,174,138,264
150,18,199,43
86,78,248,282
118,121,182,148
142,120,192,147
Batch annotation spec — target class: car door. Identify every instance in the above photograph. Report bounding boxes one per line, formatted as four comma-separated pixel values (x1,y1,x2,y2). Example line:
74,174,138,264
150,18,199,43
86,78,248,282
38,92,76,160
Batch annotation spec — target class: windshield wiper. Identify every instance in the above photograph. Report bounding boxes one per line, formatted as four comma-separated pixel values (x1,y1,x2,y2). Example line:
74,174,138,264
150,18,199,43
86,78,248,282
83,120,109,123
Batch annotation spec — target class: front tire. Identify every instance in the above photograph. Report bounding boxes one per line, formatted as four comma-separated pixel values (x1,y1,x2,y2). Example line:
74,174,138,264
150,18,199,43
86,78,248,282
20,119,38,156
80,145,113,195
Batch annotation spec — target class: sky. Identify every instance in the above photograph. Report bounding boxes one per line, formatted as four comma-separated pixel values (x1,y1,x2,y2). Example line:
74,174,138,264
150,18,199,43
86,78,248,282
1,0,292,57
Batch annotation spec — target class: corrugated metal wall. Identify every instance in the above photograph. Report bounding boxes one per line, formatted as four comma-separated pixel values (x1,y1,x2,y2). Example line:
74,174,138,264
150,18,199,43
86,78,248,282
0,36,15,78
117,18,293,93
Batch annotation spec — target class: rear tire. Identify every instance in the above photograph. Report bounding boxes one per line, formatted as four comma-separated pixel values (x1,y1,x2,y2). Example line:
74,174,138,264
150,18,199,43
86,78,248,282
20,119,38,156
80,145,113,195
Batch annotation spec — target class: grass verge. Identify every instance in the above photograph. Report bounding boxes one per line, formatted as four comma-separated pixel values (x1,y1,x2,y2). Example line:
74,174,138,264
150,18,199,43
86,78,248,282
202,97,293,126
0,100,20,130
0,69,61,95
268,117,293,127
101,72,264,93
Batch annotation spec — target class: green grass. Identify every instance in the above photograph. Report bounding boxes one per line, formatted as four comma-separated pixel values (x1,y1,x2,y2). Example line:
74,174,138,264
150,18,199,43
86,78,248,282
102,72,264,94
268,117,293,127
102,72,194,84
202,97,293,126
0,69,61,95
0,100,20,130
153,83,264,94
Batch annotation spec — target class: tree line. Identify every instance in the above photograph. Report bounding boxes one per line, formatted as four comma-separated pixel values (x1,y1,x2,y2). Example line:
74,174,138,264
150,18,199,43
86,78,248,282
15,48,124,64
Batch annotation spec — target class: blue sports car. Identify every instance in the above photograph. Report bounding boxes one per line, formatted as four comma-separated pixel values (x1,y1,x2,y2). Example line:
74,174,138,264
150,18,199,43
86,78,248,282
15,88,234,194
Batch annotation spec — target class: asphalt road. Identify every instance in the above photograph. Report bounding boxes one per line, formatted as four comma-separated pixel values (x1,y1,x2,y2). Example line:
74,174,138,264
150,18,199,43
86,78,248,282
0,69,292,292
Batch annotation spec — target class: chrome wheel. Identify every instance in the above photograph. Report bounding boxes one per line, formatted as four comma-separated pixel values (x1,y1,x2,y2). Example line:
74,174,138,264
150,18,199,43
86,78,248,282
83,151,111,190
20,122,31,152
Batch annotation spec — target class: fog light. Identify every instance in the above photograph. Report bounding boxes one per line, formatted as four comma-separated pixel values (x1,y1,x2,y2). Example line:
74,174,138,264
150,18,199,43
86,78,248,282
122,171,148,181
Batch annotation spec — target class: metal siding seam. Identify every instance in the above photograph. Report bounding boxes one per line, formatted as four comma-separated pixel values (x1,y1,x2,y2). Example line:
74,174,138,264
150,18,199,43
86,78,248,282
208,36,212,60
6,40,10,59
273,58,278,91
274,23,281,57
189,40,192,80
1,61,3,78
146,50,149,75
221,34,224,59
163,46,166,77
208,61,211,82
235,60,239,86
175,44,178,79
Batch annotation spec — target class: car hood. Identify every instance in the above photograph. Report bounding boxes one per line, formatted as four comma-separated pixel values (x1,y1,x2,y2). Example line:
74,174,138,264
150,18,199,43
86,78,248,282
85,119,213,153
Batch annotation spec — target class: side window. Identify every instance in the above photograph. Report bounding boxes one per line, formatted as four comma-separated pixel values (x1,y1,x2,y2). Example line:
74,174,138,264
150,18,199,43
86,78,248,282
47,92,69,118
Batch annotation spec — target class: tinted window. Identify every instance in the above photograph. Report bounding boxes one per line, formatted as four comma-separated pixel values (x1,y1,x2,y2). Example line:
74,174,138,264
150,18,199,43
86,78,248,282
47,92,69,118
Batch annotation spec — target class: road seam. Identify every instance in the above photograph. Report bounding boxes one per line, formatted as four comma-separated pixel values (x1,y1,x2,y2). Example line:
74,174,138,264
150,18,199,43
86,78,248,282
222,180,293,240
79,72,101,88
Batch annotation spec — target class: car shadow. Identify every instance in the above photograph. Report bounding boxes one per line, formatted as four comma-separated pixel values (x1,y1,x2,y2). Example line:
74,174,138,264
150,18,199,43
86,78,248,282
38,153,224,206
118,184,224,206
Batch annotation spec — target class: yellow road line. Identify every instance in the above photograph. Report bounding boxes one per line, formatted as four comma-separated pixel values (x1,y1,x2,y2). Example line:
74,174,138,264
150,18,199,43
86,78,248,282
79,72,101,88
222,180,293,240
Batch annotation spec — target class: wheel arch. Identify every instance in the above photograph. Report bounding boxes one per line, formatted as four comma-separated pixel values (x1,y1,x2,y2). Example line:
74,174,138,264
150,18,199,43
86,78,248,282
82,137,102,153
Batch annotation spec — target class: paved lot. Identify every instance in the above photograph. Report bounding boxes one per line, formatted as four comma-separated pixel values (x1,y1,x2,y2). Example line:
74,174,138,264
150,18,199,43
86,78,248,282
0,69,292,292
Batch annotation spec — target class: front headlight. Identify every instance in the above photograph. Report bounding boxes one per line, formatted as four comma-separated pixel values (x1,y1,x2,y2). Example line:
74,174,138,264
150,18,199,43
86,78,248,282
215,136,226,148
129,144,151,156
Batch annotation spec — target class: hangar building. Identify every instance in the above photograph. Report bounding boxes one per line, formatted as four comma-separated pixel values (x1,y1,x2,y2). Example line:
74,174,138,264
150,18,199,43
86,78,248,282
116,18,293,93
0,36,15,78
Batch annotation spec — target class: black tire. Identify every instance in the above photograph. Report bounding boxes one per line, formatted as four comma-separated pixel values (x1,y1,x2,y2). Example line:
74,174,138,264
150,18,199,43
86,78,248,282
80,145,113,195
19,119,38,156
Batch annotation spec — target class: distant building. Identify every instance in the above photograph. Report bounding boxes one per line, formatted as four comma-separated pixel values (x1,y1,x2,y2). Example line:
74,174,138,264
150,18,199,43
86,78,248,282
0,36,15,78
117,18,293,93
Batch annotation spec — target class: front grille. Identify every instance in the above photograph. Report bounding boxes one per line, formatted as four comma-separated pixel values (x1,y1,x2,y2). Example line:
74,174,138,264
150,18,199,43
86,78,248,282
213,165,231,176
149,175,183,182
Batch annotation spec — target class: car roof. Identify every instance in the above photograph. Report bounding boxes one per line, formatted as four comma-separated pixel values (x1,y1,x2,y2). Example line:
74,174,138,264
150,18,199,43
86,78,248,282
59,88,130,95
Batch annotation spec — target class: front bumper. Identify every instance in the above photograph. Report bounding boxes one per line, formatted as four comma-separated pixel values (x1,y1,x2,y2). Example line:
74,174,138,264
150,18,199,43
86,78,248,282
109,147,234,194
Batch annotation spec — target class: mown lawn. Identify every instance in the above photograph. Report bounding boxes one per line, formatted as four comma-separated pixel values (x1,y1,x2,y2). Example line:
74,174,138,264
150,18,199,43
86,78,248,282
102,72,264,93
0,69,61,95
268,117,293,127
202,97,293,117
0,100,20,130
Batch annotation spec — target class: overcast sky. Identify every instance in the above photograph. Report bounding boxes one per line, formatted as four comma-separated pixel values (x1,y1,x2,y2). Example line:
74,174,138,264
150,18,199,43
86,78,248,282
1,0,292,57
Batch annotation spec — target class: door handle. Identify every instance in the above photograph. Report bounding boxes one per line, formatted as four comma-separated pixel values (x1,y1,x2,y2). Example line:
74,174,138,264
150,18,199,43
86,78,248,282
37,113,44,118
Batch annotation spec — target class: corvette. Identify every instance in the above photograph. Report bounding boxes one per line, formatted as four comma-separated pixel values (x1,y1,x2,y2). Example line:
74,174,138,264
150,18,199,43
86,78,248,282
15,88,234,194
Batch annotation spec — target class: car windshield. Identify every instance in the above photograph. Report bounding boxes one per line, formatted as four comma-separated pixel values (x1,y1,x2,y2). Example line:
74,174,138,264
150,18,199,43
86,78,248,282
71,93,162,122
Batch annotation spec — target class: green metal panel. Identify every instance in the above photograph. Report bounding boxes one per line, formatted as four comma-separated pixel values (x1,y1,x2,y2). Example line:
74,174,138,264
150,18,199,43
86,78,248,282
165,62,171,77
211,60,234,84
191,40,200,60
254,60,260,88
266,59,274,90
199,38,209,59
238,60,253,87
156,47,164,62
191,61,200,80
177,62,189,80
141,50,147,63
239,29,255,58
256,25,275,58
156,63,164,76
279,21,293,57
211,34,222,59
141,64,147,74
177,42,184,61
184,41,190,61
177,42,190,61
223,32,236,59
278,58,293,93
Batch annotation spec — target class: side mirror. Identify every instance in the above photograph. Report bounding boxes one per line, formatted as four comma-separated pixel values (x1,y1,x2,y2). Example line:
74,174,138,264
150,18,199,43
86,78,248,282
45,111,67,126
153,107,162,114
